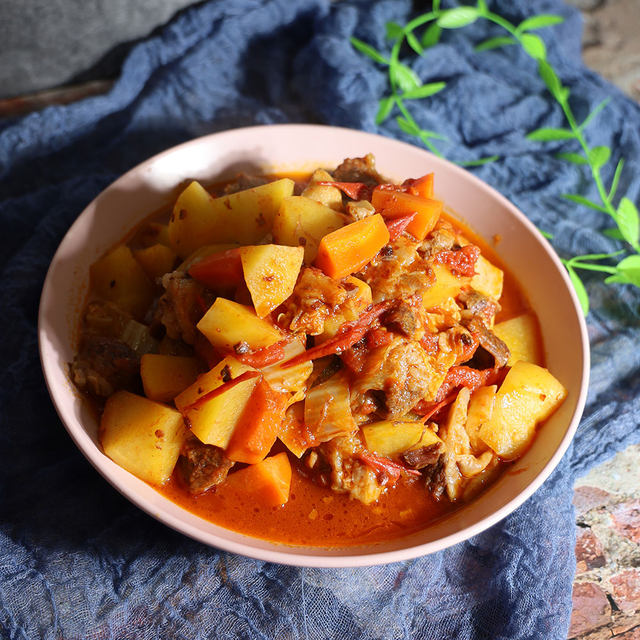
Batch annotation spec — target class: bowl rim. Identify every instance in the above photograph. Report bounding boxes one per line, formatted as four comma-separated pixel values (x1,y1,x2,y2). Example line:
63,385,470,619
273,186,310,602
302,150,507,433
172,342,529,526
38,123,590,567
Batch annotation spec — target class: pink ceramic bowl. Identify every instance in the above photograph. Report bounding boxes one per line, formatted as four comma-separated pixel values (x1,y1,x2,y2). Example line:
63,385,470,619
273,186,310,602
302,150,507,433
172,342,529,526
38,124,589,567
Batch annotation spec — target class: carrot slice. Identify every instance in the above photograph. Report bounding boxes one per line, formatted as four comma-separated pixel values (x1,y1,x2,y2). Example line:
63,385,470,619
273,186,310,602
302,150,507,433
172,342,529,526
314,214,390,280
225,452,292,507
188,248,244,289
404,173,434,199
225,380,289,464
371,188,442,241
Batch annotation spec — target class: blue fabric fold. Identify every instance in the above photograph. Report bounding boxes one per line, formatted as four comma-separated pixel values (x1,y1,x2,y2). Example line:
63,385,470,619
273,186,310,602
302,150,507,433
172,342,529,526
1,1,639,638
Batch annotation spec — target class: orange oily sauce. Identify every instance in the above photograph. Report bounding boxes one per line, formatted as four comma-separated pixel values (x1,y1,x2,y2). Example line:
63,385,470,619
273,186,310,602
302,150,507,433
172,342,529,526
156,189,536,546
160,465,456,547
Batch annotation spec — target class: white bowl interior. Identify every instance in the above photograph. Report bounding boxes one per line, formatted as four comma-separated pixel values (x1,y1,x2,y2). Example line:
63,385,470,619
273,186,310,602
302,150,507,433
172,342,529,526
39,125,589,566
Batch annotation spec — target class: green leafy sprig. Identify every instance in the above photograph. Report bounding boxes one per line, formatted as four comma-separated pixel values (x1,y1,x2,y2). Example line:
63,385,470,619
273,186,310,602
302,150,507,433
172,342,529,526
350,1,640,315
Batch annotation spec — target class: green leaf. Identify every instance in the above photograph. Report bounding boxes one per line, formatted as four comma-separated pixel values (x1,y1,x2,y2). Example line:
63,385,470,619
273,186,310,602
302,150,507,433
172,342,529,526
350,38,388,65
459,155,500,167
569,250,625,262
475,36,518,52
477,0,488,14
559,87,570,103
602,227,625,240
521,33,547,60
614,254,640,286
604,272,633,285
386,22,404,40
402,81,446,100
421,23,442,48
608,158,624,200
433,0,441,11
419,129,448,141
437,7,479,29
556,152,587,165
580,97,611,130
616,197,640,248
561,193,608,213
396,116,421,136
517,14,564,33
589,145,611,169
375,96,395,125
390,62,421,92
539,229,554,239
566,265,589,315
527,127,575,141
538,59,562,99
406,31,424,55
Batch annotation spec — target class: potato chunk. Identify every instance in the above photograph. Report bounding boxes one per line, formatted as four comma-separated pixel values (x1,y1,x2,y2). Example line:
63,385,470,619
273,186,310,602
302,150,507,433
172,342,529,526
100,391,187,485
197,297,282,352
301,169,343,210
421,264,470,310
479,361,567,459
273,195,345,263
361,421,441,457
140,354,200,403
133,243,177,282
470,255,503,301
90,245,155,319
241,244,304,317
493,312,543,366
168,178,295,257
174,357,259,447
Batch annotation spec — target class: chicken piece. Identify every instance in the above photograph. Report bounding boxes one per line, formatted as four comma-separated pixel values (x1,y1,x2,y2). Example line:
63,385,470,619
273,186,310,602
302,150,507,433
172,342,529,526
351,336,434,420
333,154,383,187
461,315,510,368
459,290,501,325
382,300,419,338
277,267,348,335
359,236,434,303
221,173,269,195
71,335,140,399
178,437,235,494
155,271,208,345
418,221,457,258
346,200,376,221
309,434,386,504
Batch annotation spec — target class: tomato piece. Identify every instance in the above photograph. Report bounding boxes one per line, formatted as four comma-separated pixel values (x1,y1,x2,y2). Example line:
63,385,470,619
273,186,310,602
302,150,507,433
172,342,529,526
432,245,481,277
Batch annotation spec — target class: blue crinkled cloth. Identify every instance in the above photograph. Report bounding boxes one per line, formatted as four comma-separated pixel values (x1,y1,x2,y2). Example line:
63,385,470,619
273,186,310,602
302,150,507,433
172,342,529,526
1,1,639,638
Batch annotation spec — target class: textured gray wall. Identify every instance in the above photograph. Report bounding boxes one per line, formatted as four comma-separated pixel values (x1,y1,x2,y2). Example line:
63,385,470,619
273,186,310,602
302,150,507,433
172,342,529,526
0,0,197,98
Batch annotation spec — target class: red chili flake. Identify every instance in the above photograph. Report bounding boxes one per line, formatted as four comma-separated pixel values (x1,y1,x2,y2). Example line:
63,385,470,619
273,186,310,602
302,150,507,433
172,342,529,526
282,300,395,368
357,451,421,486
180,371,261,413
433,366,507,404
317,181,371,200
366,327,394,348
233,340,288,368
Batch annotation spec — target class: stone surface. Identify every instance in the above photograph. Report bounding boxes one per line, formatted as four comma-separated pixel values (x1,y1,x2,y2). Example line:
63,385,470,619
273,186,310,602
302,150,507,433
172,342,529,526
576,528,607,572
610,570,640,615
573,486,614,516
569,582,612,637
0,0,196,99
573,445,640,638
612,501,640,545
575,0,640,101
